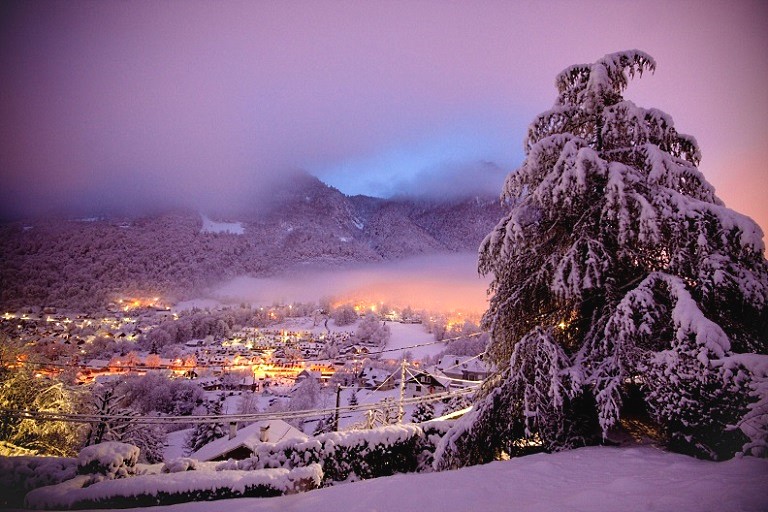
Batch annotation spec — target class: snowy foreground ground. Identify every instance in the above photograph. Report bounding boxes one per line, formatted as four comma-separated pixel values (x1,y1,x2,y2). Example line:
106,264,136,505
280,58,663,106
72,446,767,512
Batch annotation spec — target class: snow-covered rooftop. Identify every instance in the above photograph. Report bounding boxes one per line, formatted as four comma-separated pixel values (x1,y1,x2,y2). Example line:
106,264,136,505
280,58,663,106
191,420,307,462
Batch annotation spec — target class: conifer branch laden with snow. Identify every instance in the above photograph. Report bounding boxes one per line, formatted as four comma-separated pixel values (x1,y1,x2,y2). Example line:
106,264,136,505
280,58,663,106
437,50,768,467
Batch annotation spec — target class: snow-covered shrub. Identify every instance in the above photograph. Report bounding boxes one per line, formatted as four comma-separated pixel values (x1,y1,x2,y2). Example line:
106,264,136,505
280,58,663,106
411,401,435,423
77,442,140,482
232,423,443,485
24,464,323,510
0,456,77,508
161,457,198,473
319,425,422,483
28,421,449,509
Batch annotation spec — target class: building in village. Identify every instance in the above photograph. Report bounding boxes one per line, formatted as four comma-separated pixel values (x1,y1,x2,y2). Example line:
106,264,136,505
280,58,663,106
357,365,396,391
435,354,490,382
404,370,449,398
190,419,308,462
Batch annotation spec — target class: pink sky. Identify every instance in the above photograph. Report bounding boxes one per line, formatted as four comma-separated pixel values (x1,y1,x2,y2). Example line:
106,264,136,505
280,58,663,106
0,0,766,234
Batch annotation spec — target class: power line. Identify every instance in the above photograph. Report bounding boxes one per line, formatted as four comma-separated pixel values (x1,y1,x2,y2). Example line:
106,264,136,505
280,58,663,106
0,387,477,425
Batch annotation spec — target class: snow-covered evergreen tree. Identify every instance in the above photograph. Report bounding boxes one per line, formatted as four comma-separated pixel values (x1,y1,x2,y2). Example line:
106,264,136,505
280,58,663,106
411,401,435,423
442,393,472,416
348,390,359,408
185,399,226,455
436,50,768,467
313,415,335,435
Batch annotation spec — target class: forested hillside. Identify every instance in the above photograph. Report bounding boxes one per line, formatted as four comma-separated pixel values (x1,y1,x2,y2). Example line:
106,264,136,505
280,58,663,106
0,175,502,311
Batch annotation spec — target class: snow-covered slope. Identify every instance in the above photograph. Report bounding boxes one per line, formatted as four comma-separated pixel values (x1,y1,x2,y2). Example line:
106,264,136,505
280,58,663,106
77,446,767,512
200,214,244,235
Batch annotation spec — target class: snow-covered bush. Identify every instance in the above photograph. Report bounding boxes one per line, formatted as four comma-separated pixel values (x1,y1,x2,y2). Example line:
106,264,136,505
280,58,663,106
161,457,198,473
77,442,140,482
230,423,443,485
0,456,77,508
25,464,323,510
25,421,452,509
320,425,421,483
438,50,768,467
411,401,436,423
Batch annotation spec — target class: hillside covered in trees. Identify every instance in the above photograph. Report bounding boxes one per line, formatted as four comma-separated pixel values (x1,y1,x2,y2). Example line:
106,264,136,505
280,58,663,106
0,174,502,311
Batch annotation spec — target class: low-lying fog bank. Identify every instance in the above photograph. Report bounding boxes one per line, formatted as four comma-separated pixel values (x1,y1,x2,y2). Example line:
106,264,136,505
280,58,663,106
198,252,490,313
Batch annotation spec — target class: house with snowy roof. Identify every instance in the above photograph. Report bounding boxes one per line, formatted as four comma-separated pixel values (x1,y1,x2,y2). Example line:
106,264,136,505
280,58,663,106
190,419,308,462
295,369,322,383
357,365,396,390
404,370,449,398
436,355,490,382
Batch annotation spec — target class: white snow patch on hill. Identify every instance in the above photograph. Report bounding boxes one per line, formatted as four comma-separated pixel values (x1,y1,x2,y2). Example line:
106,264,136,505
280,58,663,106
385,322,442,360
200,214,244,235
73,446,767,512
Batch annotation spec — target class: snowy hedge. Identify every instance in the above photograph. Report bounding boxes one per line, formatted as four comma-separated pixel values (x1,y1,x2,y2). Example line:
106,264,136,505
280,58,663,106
25,464,322,510
22,423,453,509
0,455,77,508
223,422,452,485
1,442,140,507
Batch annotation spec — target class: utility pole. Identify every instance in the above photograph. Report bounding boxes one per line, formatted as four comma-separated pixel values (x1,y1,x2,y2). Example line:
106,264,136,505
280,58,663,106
334,384,341,431
398,358,406,423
